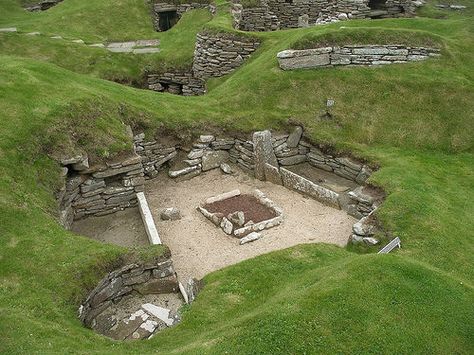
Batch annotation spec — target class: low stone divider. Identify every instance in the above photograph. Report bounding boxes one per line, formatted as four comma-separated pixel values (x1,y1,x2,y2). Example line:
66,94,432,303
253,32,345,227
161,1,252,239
277,45,441,70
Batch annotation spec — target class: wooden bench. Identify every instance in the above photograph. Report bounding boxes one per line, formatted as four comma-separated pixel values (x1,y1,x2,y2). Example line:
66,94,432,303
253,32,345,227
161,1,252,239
378,237,401,254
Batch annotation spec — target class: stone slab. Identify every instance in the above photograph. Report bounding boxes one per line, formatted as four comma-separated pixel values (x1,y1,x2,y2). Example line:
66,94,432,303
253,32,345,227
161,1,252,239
280,168,340,208
137,192,161,245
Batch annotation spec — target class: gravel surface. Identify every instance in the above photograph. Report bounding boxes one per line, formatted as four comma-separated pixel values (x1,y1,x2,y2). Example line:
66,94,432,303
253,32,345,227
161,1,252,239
146,166,355,282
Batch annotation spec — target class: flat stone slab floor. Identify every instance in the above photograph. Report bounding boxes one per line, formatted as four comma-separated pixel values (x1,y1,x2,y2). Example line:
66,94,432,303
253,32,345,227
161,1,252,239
72,207,149,247
146,166,356,282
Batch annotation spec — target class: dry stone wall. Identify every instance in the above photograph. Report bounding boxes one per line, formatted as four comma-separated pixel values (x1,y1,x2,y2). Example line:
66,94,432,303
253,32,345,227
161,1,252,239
57,153,145,228
147,72,206,96
192,32,260,79
79,255,178,330
277,45,441,70
57,125,383,246
232,0,421,31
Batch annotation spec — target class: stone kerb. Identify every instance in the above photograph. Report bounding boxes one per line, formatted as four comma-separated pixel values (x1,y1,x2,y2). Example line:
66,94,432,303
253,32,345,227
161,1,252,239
277,45,441,70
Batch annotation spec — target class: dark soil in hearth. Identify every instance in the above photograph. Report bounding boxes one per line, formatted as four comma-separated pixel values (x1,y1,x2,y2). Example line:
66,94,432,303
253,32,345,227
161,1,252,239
204,194,276,223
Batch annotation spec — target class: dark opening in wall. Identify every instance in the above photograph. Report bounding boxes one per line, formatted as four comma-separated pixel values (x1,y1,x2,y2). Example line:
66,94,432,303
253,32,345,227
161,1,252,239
368,0,389,18
159,10,179,31
368,0,387,10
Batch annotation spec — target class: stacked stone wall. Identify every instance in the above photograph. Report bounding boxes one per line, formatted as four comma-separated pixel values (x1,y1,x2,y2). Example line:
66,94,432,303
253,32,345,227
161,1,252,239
232,0,420,31
192,33,260,79
57,126,383,229
79,255,178,329
277,45,440,70
57,153,145,228
147,72,206,96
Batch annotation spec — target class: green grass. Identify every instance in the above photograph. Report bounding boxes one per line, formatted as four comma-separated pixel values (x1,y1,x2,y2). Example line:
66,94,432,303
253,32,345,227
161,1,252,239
0,0,473,353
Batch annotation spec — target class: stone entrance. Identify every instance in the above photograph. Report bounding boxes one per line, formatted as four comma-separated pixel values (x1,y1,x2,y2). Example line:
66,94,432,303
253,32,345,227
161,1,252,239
158,10,179,31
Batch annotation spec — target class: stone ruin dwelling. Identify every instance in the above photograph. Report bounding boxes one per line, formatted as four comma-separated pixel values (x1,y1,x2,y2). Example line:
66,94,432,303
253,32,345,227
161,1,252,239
151,1,215,31
232,0,424,31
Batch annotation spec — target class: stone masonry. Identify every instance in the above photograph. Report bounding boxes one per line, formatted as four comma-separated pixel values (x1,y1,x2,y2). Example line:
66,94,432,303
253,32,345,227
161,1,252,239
192,32,260,79
232,0,423,31
277,45,441,70
147,71,206,96
79,254,178,330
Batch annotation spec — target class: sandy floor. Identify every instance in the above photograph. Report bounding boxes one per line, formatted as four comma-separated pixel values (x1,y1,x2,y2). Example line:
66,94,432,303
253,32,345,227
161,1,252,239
146,166,356,282
72,207,149,247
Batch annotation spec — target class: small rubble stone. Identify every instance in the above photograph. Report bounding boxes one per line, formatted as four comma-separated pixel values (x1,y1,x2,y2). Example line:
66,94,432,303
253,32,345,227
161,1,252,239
220,163,232,174
228,211,245,227
199,135,215,143
168,165,200,178
202,150,229,171
220,217,233,235
363,237,379,245
160,207,181,221
240,232,262,245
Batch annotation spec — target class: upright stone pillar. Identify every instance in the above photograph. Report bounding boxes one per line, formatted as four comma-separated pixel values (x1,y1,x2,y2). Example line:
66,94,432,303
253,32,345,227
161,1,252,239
253,130,278,181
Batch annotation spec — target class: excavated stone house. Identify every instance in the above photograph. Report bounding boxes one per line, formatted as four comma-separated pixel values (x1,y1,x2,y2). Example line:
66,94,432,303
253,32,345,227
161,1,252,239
232,0,423,31
152,1,215,31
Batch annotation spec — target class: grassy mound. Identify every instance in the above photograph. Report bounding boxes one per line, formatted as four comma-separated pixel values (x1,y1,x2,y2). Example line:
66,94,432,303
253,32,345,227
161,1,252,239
0,0,473,353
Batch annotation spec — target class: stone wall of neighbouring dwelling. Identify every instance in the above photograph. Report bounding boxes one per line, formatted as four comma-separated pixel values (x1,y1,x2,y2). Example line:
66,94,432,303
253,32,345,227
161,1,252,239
152,2,216,31
79,255,178,329
57,153,145,229
57,126,382,242
232,0,421,31
134,127,381,219
192,32,260,79
277,45,440,70
26,0,63,12
147,72,206,96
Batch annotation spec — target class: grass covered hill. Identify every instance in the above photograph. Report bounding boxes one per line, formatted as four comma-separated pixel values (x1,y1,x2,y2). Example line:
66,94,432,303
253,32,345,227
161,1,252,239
0,0,473,353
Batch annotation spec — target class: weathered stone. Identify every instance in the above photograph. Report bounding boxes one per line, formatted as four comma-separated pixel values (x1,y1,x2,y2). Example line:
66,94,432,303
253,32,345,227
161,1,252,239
264,163,283,185
253,130,278,181
205,189,240,204
286,126,303,148
228,211,245,227
123,271,151,286
134,275,178,295
91,277,123,307
199,135,215,143
239,232,261,245
279,155,306,166
280,167,339,208
142,303,174,326
278,50,331,70
220,217,234,235
352,215,375,236
187,149,204,159
160,207,181,221
363,237,379,245
168,165,200,178
201,150,229,171
220,163,232,174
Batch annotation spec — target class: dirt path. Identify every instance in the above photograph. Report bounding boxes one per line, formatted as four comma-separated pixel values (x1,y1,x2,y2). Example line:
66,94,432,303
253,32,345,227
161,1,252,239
146,166,355,282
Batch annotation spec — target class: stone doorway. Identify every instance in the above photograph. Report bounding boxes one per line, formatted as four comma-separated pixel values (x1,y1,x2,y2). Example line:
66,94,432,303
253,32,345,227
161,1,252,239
158,10,179,31
368,0,389,18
